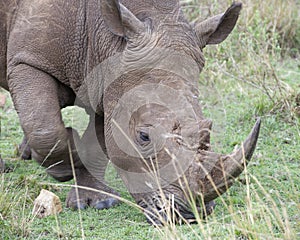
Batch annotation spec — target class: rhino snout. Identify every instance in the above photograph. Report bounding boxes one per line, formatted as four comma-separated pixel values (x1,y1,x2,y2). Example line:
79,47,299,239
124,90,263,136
133,119,260,225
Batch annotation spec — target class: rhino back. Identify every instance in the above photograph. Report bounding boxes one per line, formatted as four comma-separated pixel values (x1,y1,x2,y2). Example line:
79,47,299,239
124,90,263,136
6,0,123,96
7,0,86,90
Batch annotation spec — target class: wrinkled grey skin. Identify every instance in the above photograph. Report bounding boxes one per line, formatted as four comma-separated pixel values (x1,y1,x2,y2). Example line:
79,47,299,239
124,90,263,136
0,0,260,224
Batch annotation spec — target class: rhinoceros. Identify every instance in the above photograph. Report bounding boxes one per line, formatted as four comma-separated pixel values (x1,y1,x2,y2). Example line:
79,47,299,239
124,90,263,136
0,0,261,224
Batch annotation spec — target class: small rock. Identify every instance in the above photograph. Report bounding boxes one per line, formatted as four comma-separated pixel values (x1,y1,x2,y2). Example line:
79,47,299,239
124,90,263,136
33,189,62,218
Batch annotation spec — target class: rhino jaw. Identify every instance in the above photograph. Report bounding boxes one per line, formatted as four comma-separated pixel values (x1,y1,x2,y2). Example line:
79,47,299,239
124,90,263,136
196,118,261,202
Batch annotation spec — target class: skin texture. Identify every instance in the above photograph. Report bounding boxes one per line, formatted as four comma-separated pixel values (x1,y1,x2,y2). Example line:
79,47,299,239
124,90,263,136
0,0,260,224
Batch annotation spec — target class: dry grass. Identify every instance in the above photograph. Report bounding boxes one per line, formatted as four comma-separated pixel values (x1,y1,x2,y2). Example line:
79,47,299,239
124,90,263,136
182,0,300,120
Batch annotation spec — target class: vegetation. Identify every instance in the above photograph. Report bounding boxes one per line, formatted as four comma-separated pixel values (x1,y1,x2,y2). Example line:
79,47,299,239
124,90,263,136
1,0,299,239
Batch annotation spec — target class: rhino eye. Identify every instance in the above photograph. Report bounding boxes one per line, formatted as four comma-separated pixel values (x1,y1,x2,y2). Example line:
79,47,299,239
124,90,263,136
139,131,150,142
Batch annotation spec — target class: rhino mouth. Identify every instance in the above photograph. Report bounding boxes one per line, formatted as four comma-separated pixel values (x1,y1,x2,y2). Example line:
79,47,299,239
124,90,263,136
138,193,215,225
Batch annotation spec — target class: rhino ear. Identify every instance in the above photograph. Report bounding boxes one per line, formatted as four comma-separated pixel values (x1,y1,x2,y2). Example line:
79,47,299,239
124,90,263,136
101,0,146,38
194,2,242,48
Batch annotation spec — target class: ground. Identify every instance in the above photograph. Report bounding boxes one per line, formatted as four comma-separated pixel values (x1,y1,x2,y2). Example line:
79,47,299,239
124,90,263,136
0,56,299,239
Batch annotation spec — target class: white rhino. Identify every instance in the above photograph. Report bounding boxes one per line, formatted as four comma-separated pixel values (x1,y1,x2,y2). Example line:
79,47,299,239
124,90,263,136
0,0,260,224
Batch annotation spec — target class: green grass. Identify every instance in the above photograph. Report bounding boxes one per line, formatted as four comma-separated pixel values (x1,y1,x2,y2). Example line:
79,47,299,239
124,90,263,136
1,0,300,239
1,62,299,239
1,90,299,239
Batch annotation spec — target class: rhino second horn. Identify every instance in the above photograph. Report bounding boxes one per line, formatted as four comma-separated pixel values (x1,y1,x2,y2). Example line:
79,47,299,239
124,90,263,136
197,118,261,202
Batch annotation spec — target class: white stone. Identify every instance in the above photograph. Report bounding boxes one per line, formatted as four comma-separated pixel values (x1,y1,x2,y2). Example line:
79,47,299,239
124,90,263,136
33,189,62,218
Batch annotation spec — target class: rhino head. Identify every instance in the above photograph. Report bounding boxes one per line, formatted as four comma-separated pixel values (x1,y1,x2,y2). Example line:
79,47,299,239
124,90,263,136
90,0,261,224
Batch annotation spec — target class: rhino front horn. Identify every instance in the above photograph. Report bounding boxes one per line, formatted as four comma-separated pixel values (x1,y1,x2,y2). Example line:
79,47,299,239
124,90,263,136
197,118,261,202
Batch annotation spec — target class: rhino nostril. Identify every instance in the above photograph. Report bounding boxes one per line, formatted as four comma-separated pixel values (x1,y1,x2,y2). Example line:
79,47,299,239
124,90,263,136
172,121,181,133
138,194,203,225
